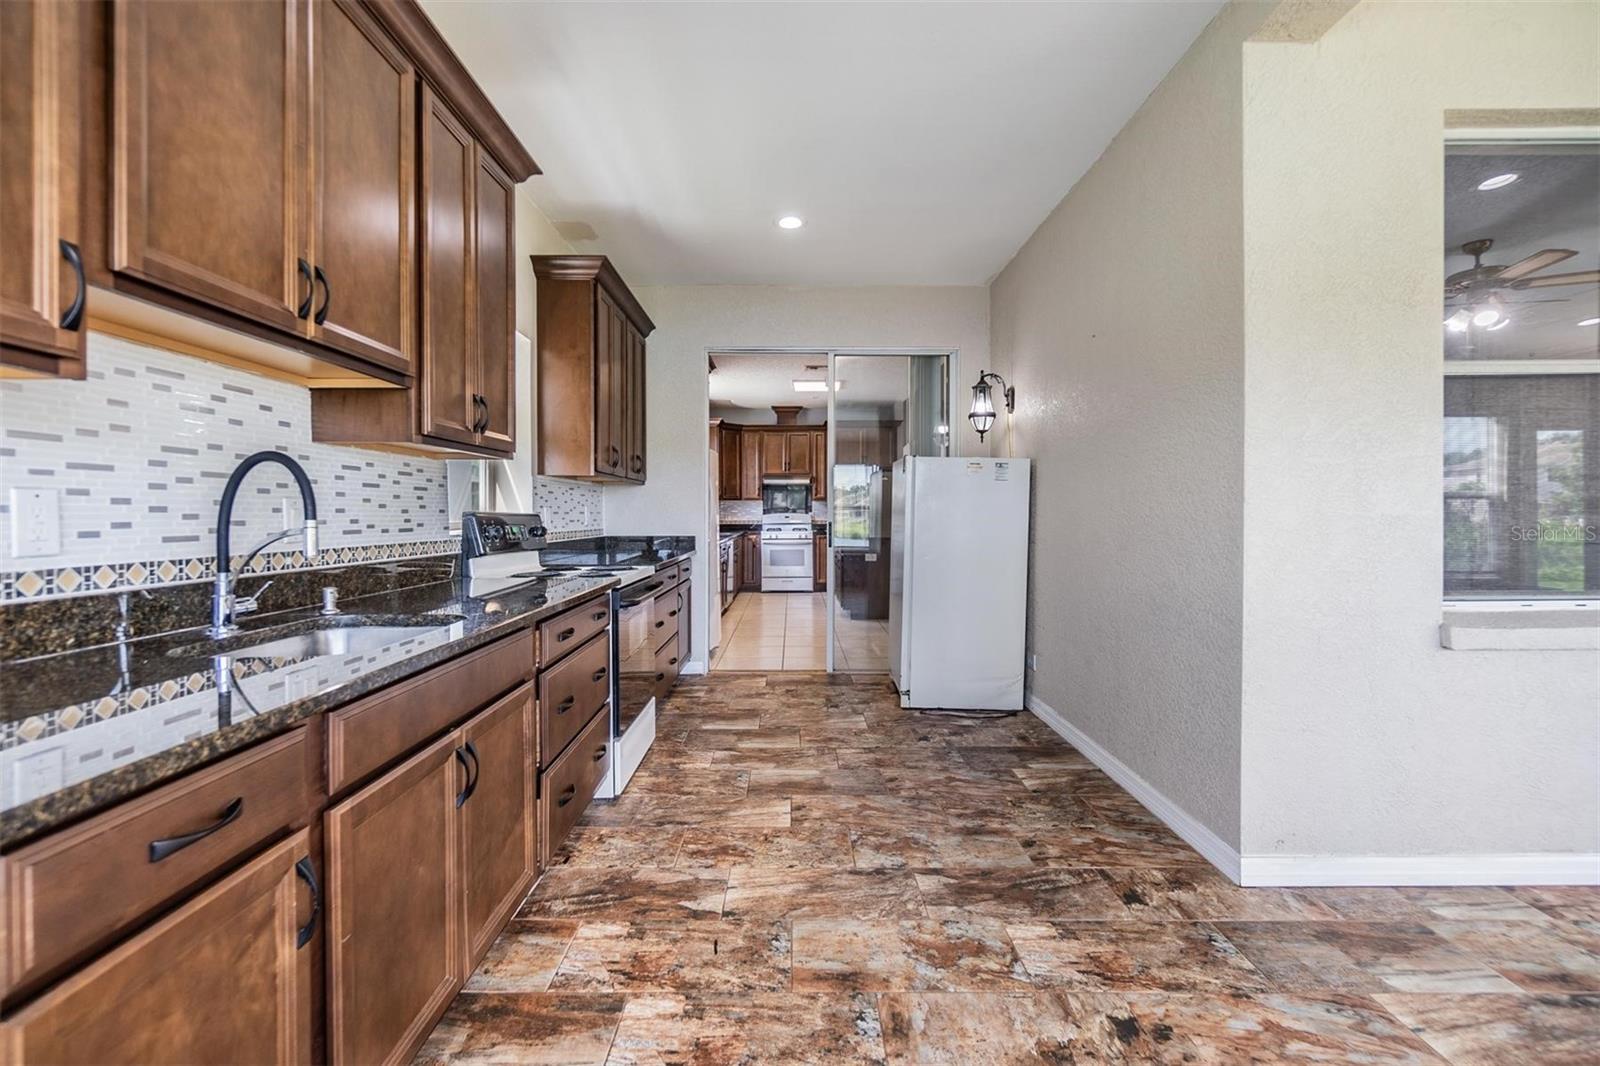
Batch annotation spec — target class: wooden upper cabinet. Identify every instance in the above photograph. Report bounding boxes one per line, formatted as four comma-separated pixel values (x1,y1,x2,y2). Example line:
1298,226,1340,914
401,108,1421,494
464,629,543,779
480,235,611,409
326,731,463,1066
418,86,477,447
309,0,414,373
740,431,761,499
458,684,536,973
718,424,742,499
812,428,827,501
0,0,87,378
1,831,315,1065
473,150,516,453
759,431,786,476
111,0,304,333
532,255,655,482
785,430,813,477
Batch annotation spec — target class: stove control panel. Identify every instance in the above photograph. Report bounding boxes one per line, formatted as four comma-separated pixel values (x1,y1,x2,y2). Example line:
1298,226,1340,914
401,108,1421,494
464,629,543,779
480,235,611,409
461,512,548,560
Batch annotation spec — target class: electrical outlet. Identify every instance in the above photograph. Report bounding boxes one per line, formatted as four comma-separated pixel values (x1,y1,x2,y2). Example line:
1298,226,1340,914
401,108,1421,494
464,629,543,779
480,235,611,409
10,487,61,558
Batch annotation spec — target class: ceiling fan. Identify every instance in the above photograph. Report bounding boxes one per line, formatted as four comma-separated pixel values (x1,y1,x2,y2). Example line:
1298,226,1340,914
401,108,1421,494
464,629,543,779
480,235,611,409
1444,238,1599,332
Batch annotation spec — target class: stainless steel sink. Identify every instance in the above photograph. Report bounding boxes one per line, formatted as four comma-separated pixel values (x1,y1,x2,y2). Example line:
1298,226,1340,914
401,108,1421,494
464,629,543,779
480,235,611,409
167,615,463,660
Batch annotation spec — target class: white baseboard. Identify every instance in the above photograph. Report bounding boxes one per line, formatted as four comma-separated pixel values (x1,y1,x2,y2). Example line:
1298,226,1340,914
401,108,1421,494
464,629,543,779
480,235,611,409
1025,693,1243,883
1026,693,1599,888
1239,853,1600,887
681,659,707,676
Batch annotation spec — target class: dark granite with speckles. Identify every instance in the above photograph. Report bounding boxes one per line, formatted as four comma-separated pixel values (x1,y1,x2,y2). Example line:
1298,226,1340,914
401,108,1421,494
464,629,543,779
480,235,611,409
0,571,617,849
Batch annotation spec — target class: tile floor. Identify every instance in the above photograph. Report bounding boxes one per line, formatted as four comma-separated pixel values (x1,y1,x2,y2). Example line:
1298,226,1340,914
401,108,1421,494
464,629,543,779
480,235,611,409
712,591,891,672
416,673,1600,1065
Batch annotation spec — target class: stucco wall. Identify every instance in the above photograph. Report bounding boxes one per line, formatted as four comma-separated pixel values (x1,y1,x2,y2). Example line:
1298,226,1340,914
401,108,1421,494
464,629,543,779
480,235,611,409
1239,0,1600,858
987,1,1272,849
609,285,991,669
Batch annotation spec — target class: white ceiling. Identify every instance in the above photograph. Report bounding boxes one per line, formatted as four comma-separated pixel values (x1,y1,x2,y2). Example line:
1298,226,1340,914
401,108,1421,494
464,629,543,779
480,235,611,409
708,353,913,409
422,0,1224,285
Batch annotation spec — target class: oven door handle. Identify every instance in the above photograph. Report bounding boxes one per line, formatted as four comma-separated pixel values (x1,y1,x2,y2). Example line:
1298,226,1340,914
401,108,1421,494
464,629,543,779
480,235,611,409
620,581,666,607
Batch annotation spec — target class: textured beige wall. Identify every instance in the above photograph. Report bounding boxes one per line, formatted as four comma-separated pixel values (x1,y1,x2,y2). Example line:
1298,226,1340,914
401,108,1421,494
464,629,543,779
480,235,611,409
610,285,991,669
1239,0,1600,858
988,1,1271,849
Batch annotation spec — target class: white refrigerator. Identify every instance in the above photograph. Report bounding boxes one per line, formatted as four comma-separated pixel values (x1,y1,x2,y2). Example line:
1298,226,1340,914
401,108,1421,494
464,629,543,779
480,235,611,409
888,457,1031,709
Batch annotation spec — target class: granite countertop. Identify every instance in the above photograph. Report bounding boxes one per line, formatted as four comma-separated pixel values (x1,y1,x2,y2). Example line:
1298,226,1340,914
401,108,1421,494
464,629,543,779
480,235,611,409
0,572,618,849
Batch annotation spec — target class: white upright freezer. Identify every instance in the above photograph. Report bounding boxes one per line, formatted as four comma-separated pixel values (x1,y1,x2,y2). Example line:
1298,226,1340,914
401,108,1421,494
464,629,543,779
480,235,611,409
888,457,1031,709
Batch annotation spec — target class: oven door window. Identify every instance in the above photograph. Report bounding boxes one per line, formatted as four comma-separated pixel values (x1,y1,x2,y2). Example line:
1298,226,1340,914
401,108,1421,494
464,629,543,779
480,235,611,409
616,599,656,731
764,545,811,573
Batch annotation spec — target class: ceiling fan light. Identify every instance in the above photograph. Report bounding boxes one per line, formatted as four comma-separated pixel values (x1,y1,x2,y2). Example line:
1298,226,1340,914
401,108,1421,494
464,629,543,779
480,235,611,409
1580,317,1600,327
1472,307,1502,327
1485,318,1511,332
1445,309,1471,333
1476,173,1520,191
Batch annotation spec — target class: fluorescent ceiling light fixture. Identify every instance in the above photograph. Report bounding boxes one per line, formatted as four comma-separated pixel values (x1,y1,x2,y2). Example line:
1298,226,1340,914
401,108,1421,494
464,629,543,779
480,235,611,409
1580,317,1600,327
777,215,804,230
792,379,840,392
1476,173,1520,190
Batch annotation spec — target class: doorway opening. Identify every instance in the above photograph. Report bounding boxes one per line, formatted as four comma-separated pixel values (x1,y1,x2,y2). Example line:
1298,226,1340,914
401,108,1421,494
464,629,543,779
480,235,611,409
706,348,954,673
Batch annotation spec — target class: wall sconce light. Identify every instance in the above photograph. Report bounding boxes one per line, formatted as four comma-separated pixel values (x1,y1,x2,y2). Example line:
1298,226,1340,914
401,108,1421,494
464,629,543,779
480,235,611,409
968,371,1014,441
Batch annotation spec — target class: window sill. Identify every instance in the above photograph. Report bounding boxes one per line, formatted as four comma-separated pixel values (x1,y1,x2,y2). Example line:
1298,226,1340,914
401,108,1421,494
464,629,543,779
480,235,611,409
1439,609,1600,651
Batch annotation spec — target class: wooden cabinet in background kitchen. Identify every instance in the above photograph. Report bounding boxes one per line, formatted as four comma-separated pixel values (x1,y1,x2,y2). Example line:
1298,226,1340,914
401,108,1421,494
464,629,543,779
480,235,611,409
814,531,828,591
741,530,762,588
758,429,786,477
740,430,762,499
0,0,88,378
784,430,813,478
717,423,742,499
1,832,316,1065
811,428,827,501
532,255,655,482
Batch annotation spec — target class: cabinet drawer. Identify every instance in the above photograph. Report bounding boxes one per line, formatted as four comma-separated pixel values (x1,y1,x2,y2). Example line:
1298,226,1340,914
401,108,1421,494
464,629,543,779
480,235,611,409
654,632,682,702
537,594,611,668
1,729,310,999
651,581,686,650
327,629,534,795
539,709,610,864
537,629,610,768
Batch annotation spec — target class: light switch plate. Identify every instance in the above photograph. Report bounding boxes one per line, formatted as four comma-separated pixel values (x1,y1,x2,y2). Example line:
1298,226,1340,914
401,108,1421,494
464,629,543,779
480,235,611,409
10,487,61,558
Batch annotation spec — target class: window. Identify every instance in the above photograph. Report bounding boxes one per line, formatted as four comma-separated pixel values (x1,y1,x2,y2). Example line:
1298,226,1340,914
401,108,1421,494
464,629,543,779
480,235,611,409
1443,141,1599,601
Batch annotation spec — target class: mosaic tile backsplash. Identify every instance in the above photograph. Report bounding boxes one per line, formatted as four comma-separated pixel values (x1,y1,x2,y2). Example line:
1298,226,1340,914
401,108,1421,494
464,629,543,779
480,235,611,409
0,333,602,601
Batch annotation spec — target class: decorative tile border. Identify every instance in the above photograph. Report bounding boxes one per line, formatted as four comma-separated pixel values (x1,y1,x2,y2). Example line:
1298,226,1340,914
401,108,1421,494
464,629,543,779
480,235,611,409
0,538,461,603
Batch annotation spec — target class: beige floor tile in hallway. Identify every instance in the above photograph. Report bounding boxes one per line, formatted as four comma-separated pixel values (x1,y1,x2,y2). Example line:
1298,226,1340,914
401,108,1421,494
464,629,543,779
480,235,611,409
415,674,1600,1065
713,591,892,672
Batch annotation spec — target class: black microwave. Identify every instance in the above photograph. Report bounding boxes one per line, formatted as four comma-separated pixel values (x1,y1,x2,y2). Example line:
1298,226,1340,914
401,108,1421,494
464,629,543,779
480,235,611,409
761,477,811,515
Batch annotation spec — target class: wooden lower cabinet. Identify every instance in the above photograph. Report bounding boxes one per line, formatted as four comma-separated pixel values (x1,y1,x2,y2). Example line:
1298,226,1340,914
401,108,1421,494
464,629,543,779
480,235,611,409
326,732,462,1066
741,531,762,589
1,830,315,1065
539,707,610,866
326,682,537,1066
459,684,537,973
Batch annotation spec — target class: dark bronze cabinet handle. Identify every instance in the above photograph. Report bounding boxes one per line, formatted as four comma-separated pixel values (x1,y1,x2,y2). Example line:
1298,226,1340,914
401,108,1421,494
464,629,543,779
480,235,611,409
631,455,643,474
148,797,243,863
555,695,575,715
295,856,320,948
654,672,665,682
654,620,665,629
592,667,607,682
296,258,314,320
313,266,330,325
59,239,85,331
608,445,621,469
592,744,606,763
557,627,575,642
454,746,472,808
669,656,678,666
592,610,607,622
667,608,678,618
556,783,577,808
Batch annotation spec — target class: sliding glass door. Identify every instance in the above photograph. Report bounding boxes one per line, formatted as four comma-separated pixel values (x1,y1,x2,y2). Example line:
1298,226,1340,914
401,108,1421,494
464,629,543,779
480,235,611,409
825,352,950,673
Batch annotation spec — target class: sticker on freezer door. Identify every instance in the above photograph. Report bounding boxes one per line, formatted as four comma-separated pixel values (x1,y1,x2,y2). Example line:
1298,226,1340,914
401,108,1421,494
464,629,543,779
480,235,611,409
994,462,1009,481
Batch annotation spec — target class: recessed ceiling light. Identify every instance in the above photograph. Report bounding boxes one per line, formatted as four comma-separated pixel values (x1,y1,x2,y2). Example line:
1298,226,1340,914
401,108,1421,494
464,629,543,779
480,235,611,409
1580,317,1600,327
777,215,804,230
1476,173,1519,191
792,379,840,392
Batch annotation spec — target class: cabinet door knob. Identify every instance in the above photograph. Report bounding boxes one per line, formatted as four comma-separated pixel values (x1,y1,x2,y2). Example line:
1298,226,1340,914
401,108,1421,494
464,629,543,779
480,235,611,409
556,783,577,808
555,695,575,715
294,856,320,949
148,797,243,863
655,672,665,682
592,609,607,622
557,627,575,641
58,240,85,331
592,745,607,763
592,667,608,682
